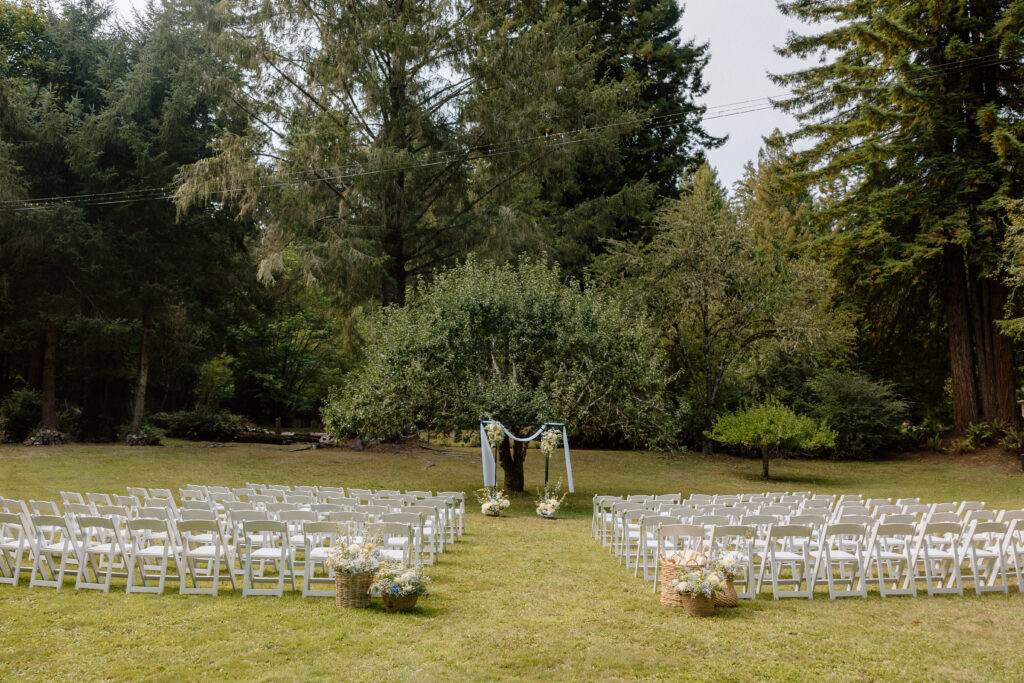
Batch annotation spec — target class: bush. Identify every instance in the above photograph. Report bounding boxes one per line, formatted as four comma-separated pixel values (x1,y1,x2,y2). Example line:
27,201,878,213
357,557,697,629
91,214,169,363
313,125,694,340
0,389,42,443
709,401,835,479
149,409,245,441
195,354,235,410
803,369,908,459
322,257,672,449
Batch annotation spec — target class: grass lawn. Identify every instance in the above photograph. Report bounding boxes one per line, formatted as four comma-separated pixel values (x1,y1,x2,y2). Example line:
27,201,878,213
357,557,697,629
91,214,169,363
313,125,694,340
2,441,1024,681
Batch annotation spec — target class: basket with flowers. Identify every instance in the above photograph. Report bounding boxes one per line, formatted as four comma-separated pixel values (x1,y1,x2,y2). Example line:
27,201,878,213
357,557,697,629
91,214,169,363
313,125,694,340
670,566,724,616
371,561,430,612
326,537,384,608
708,551,742,607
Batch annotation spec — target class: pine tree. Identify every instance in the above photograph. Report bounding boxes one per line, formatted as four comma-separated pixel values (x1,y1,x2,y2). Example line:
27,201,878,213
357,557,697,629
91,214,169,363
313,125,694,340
772,0,1024,430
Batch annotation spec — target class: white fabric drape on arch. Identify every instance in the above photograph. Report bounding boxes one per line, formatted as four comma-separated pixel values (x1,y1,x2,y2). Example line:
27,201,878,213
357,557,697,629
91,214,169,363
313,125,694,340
479,421,574,492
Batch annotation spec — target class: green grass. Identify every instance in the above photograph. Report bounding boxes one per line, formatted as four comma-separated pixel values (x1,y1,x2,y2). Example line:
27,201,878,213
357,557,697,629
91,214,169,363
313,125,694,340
2,442,1024,681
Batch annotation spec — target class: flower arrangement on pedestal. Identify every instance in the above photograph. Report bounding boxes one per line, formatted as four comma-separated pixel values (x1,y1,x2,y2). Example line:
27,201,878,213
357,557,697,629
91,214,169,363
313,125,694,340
539,427,559,458
475,486,510,516
534,479,567,518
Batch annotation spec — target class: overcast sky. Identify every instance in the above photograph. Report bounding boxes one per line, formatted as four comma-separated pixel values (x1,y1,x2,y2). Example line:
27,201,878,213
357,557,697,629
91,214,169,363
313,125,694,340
112,0,807,190
684,1,809,189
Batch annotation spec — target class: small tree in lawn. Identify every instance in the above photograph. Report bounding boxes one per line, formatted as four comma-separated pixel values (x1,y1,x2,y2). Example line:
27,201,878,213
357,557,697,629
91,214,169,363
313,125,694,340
709,402,835,480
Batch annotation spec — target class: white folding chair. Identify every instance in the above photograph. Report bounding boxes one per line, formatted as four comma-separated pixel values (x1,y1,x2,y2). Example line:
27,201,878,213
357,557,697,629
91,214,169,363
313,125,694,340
653,524,706,591
75,516,128,592
242,520,295,596
869,523,917,597
29,515,80,589
634,515,679,581
126,517,179,594
961,521,1008,595
761,525,814,599
0,512,31,586
301,521,348,597
709,525,756,599
178,519,236,595
366,522,414,565
812,523,867,599
917,522,963,596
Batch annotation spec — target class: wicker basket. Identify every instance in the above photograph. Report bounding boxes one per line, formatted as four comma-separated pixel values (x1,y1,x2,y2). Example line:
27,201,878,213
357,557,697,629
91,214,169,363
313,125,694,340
659,553,706,608
382,594,419,613
335,572,374,608
714,578,739,607
681,593,716,617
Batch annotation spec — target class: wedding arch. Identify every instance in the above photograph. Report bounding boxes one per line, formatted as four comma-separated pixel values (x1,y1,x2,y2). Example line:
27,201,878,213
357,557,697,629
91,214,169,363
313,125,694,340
479,420,575,492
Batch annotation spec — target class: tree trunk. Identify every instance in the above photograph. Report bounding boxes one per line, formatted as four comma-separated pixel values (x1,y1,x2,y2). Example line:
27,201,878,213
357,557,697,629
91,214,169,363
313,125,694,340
761,444,770,480
498,437,527,492
975,277,1017,425
41,325,58,430
27,333,43,390
944,246,980,431
129,305,152,436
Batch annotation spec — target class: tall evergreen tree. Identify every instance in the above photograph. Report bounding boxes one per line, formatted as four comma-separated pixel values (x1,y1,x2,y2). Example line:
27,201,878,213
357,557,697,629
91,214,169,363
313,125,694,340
176,0,637,307
538,0,723,277
772,0,1024,430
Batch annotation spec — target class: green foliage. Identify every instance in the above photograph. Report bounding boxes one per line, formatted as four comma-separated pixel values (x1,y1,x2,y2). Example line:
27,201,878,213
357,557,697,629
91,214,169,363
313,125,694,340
195,354,235,411
709,402,836,453
322,257,671,447
0,388,41,442
1000,426,1024,452
803,369,908,459
597,165,851,446
149,409,246,442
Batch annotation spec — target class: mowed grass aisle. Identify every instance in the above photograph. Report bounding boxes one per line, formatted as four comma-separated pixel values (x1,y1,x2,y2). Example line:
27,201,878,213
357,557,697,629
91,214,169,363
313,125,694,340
3,443,1024,681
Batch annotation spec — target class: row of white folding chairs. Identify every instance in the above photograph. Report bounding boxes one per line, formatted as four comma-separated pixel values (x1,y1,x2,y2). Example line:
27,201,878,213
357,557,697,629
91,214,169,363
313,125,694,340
0,513,416,597
44,489,465,547
621,518,1024,600
609,504,1024,572
1,497,450,567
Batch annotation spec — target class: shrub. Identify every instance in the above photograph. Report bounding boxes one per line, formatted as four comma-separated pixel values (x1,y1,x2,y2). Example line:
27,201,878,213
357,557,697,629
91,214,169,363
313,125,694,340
802,369,908,459
195,354,235,410
709,401,835,479
149,409,245,441
0,389,42,443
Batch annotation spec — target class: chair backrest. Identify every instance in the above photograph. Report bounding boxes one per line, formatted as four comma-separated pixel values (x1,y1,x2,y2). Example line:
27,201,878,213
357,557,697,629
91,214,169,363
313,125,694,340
658,524,706,545
311,503,346,517
224,501,255,513
30,500,61,516
267,502,300,515
929,512,960,524
60,491,85,505
181,499,213,510
999,510,1024,524
865,498,891,508
85,492,112,506
148,488,174,500
822,522,865,539
279,510,317,524
95,504,130,518
903,504,930,519
327,511,368,527
789,514,826,528
65,502,94,516
759,505,789,517
177,519,221,537
113,494,141,508
958,501,985,514
769,524,812,539
293,486,318,495
896,498,920,506
873,505,902,518
75,515,116,532
127,517,170,534
242,520,287,536
691,515,730,527
923,522,961,538
230,510,269,524
969,521,1006,539
137,506,173,522
639,515,679,530
838,514,874,526
284,494,314,505
930,503,957,515
303,521,347,547
180,509,218,521
965,510,996,524
882,514,916,525
741,514,779,527
232,488,255,499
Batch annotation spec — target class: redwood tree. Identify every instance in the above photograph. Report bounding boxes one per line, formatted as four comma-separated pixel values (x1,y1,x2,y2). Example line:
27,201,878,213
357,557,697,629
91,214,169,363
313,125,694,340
772,0,1024,430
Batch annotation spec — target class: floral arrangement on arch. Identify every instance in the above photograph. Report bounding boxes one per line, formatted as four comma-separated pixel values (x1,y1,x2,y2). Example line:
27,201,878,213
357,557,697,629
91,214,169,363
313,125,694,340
539,427,560,457
671,566,725,598
476,486,510,516
371,561,430,597
325,537,384,576
484,421,505,452
534,479,567,518
708,551,741,580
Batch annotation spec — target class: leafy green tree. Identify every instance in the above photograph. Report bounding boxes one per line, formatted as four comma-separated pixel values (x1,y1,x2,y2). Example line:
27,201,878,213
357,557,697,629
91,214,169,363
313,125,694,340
772,0,1024,431
803,369,908,459
322,257,670,490
709,401,835,480
597,165,851,452
176,0,637,307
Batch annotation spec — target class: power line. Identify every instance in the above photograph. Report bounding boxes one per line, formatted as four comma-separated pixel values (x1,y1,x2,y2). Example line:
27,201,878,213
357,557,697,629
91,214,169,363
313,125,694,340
1,51,1018,211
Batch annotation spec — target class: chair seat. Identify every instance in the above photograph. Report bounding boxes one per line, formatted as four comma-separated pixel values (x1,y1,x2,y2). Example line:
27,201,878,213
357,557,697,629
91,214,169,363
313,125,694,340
82,542,116,554
380,548,404,561
308,547,331,560
250,547,286,560
772,551,805,561
186,545,222,558
184,533,216,545
135,545,170,558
